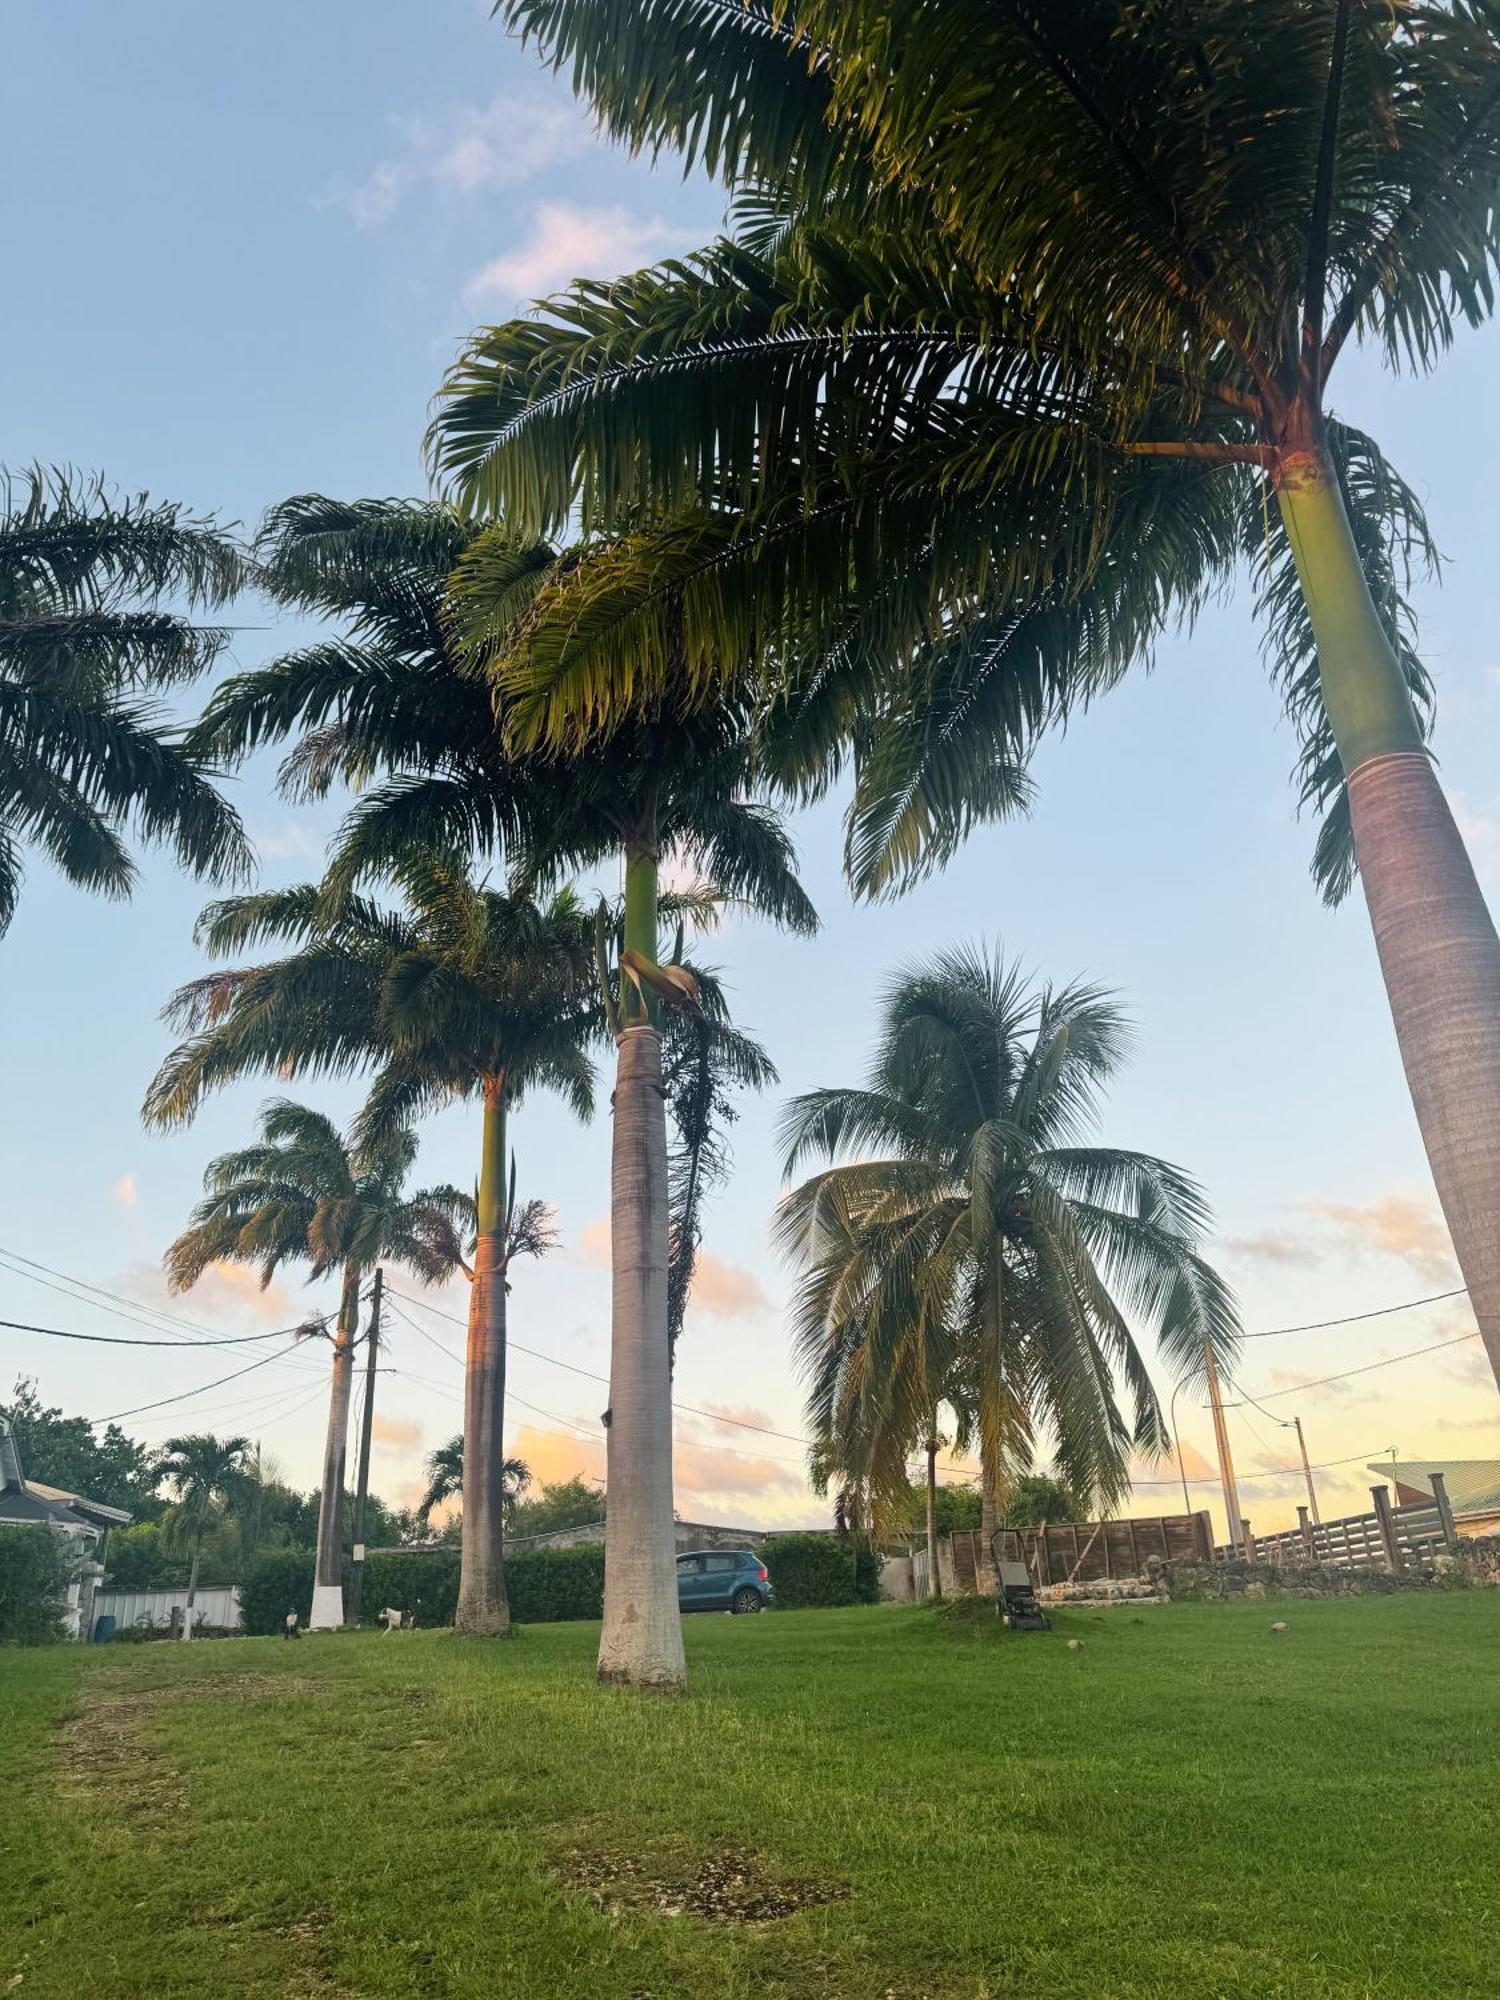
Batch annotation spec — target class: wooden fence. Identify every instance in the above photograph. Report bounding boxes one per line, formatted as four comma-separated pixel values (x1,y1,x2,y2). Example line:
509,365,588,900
1236,1477,1459,1574
947,1510,1214,1591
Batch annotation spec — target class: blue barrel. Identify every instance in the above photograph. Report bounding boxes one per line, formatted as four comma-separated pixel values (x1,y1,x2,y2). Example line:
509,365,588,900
92,1614,117,1644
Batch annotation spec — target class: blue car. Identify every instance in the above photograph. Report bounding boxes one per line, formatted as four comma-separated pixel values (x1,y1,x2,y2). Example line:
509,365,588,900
675,1548,773,1614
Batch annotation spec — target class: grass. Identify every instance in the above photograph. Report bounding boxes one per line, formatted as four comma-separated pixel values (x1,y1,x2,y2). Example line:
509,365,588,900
2,1594,1498,1998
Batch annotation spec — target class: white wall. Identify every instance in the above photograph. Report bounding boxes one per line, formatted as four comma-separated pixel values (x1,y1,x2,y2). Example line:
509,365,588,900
93,1585,241,1635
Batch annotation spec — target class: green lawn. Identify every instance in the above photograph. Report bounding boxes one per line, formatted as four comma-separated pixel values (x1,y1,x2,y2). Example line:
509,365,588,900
2,1595,1498,1998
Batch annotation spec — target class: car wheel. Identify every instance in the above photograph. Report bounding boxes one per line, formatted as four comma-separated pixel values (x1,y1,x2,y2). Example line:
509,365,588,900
731,1587,763,1616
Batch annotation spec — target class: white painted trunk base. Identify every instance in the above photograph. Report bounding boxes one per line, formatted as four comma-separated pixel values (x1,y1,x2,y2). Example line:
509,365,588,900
309,1583,345,1631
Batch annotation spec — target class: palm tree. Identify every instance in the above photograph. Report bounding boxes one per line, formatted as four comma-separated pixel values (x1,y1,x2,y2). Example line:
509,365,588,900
148,859,597,1637
155,1432,252,1641
778,947,1241,1574
189,494,807,1690
418,1438,530,1528
165,1100,468,1629
444,0,1500,1391
0,466,246,930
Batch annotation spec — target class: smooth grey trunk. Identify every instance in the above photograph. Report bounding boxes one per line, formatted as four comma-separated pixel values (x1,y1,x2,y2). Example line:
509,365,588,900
181,1535,201,1642
1349,751,1500,1386
597,1025,686,1690
310,1262,361,1629
925,1434,942,1601
455,1229,511,1635
979,1443,999,1595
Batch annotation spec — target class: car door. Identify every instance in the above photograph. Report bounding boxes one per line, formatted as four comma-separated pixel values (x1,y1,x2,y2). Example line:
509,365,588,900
676,1554,708,1610
699,1553,739,1610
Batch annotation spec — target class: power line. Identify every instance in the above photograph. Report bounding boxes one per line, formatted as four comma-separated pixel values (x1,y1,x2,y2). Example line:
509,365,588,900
0,1315,304,1350
88,1340,307,1424
385,1286,818,1449
1240,1286,1468,1339
1221,1330,1479,1406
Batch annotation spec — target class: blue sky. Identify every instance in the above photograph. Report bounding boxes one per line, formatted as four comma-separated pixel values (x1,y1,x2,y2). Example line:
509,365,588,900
3,0,1499,1533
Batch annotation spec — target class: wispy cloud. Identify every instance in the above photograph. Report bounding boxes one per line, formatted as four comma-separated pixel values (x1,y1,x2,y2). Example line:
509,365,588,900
465,201,684,304
249,818,321,864
112,1173,138,1209
118,1258,296,1329
372,1415,423,1453
1226,1192,1458,1287
689,1253,768,1320
326,94,593,227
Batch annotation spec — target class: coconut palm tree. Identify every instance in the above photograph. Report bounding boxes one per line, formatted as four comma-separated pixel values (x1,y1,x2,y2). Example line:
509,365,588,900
778,947,1241,1576
155,1432,252,1641
165,1100,468,1629
188,494,809,1690
0,466,246,932
148,859,597,1637
444,0,1500,1391
418,1438,530,1528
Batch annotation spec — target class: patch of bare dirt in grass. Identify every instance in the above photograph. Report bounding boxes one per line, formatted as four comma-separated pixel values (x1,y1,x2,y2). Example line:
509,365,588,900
54,1673,351,1992
557,1845,849,1924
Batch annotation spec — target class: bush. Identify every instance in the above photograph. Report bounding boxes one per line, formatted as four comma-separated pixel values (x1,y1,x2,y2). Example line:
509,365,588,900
240,1547,315,1635
853,1541,883,1605
508,1545,604,1623
0,1526,71,1645
362,1549,460,1626
765,1533,857,1609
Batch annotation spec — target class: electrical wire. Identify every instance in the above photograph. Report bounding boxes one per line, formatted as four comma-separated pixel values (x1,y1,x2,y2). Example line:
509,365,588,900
1240,1285,1468,1339
88,1340,308,1424
1221,1330,1480,1405
0,1315,307,1349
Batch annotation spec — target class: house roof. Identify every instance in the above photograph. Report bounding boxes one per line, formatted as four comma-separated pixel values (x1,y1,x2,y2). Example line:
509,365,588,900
0,1416,132,1531
1369,1461,1500,1516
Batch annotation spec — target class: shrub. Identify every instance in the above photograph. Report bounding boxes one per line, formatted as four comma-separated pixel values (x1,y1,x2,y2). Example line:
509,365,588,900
240,1547,315,1635
362,1549,460,1626
0,1526,71,1645
508,1545,604,1623
765,1533,857,1609
853,1541,883,1605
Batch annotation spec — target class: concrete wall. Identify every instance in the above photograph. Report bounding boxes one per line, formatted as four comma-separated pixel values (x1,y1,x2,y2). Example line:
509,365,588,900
509,1518,812,1554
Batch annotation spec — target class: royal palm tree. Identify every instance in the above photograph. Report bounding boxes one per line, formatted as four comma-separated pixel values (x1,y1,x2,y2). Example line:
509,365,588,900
189,494,807,1690
778,948,1241,1573
0,466,246,931
418,1438,530,1528
444,0,1500,1390
155,1432,252,1641
148,859,597,1637
165,1100,468,1629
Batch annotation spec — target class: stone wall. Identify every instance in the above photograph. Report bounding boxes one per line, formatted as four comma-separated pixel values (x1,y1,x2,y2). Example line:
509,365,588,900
1158,1537,1500,1601
508,1518,814,1555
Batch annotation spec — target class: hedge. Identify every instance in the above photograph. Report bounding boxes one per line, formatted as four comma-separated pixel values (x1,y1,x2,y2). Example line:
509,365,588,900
0,1525,71,1645
764,1532,858,1609
239,1543,605,1633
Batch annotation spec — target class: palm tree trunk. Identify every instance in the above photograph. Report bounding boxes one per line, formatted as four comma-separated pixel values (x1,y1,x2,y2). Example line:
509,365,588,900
309,1262,361,1630
456,1075,512,1637
925,1432,942,1602
181,1528,201,1643
1279,444,1500,1388
979,1443,999,1598
597,832,686,1691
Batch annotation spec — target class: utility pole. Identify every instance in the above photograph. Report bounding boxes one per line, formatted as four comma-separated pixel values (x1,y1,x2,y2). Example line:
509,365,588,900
1168,1378,1193,1515
349,1267,382,1628
1293,1414,1320,1525
1202,1340,1244,1552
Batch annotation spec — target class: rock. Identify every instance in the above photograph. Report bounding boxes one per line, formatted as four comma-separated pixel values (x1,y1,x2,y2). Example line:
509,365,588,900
1066,1638,1083,1651
1270,1620,1289,1634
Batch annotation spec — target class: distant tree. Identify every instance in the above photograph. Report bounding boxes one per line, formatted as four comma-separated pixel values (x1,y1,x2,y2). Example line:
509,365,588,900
1,1378,161,1517
155,1433,252,1639
1003,1475,1085,1528
510,1475,605,1540
416,1437,530,1529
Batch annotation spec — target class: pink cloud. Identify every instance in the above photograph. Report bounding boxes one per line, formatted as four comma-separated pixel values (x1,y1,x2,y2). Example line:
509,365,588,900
689,1254,768,1319
372,1415,423,1453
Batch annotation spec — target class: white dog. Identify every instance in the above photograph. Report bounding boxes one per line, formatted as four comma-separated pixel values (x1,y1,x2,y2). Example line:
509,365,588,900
379,1606,406,1632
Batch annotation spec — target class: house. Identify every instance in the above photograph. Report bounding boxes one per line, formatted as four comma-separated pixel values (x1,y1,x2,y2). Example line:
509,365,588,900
1368,1460,1500,1537
0,1415,131,1636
